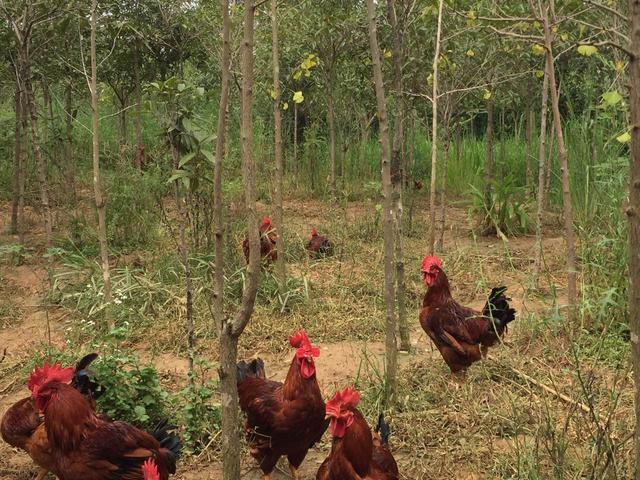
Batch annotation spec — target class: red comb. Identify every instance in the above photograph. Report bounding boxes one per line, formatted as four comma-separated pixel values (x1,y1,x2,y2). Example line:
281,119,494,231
28,362,75,397
261,216,272,226
310,227,318,236
326,387,361,417
142,458,160,480
421,255,443,272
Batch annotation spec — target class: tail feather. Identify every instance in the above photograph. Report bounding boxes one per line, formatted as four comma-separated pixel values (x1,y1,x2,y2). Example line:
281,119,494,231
375,413,391,446
152,419,182,474
236,358,266,382
483,286,516,330
72,353,104,400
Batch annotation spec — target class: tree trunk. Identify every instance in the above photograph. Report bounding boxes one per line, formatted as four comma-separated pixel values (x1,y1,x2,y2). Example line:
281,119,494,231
543,9,577,314
22,50,53,246
483,96,495,234
118,105,128,164
387,0,409,353
65,82,77,206
366,0,397,405
525,108,534,202
545,116,555,204
533,65,550,286
437,107,452,251
327,85,337,202
220,2,260,478
428,0,444,253
271,0,286,287
11,85,23,235
294,102,298,178
626,2,640,478
134,38,143,169
90,0,114,330
213,0,232,333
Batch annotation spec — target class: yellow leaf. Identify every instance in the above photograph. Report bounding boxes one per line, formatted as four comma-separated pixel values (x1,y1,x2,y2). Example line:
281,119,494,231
577,44,598,56
270,89,277,100
617,132,631,143
551,26,558,33
426,73,433,86
533,21,541,30
293,91,304,104
531,44,545,56
483,89,492,100
560,33,569,41
615,60,625,72
534,70,545,78
467,10,476,20
282,102,289,111
383,49,392,59
293,70,302,81
466,49,475,57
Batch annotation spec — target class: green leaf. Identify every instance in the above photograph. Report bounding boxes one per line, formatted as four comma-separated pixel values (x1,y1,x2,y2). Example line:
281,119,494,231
196,87,205,96
167,169,189,184
601,91,623,107
201,150,215,165
177,83,186,92
577,44,598,56
178,152,196,168
134,405,148,421
616,132,631,143
531,44,545,56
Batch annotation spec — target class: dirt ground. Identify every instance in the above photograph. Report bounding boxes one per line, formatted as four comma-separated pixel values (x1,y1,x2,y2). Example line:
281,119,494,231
0,197,591,480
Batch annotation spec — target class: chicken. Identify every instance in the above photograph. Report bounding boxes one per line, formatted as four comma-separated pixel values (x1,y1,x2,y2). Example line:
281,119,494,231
307,228,334,257
1,354,102,480
243,216,278,265
316,388,398,480
237,329,327,480
419,255,516,380
30,368,181,480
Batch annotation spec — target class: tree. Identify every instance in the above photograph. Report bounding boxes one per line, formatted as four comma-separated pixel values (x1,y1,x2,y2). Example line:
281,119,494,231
218,2,261,479
366,0,397,404
90,0,114,330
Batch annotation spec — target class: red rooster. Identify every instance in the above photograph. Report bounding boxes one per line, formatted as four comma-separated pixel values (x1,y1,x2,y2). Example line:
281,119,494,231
243,216,278,265
307,228,334,257
316,388,398,480
30,366,181,480
1,354,101,480
237,329,327,480
419,255,516,381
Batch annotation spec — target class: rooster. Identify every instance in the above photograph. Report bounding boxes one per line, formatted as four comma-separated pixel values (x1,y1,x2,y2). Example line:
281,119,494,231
237,329,327,480
307,228,334,257
30,365,181,480
243,216,278,265
1,354,102,480
419,255,516,381
316,388,398,480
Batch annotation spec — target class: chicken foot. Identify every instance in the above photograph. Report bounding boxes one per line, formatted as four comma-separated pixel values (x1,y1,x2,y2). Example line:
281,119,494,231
34,468,49,480
289,464,299,480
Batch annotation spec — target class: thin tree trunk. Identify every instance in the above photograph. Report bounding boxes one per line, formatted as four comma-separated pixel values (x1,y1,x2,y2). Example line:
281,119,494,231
271,0,286,287
437,106,451,251
213,0,232,333
11,85,22,235
533,65,550,286
366,0,397,405
428,0,444,253
220,2,260,479
545,115,556,204
543,8,577,314
134,38,143,169
525,108,534,202
22,50,53,246
626,2,640,477
387,0,409,353
118,105,128,164
409,110,416,173
90,0,113,330
294,102,298,178
483,96,495,234
327,86,337,202
65,82,77,206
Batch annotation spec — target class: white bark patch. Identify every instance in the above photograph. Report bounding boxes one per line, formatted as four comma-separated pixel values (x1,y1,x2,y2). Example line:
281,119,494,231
632,332,639,344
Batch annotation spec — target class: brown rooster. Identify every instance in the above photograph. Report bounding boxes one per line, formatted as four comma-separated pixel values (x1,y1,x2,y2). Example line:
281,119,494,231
316,388,398,480
243,216,278,264
1,354,101,480
419,255,516,381
30,367,181,480
237,329,327,480
306,228,333,257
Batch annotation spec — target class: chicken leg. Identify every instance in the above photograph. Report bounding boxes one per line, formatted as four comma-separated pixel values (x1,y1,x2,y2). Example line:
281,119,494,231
289,464,300,480
34,468,48,480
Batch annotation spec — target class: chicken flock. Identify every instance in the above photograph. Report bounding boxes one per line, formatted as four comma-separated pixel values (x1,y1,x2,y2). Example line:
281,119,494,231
2,217,516,479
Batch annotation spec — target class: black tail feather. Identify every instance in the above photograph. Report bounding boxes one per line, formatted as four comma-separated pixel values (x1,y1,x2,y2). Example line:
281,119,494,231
375,413,391,446
236,358,266,382
152,419,182,474
483,286,516,330
71,353,104,400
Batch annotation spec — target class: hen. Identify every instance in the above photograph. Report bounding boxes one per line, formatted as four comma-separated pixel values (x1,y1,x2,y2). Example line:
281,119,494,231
419,255,516,380
237,329,327,480
1,354,102,480
30,366,181,480
307,228,334,257
316,388,398,480
243,216,278,265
